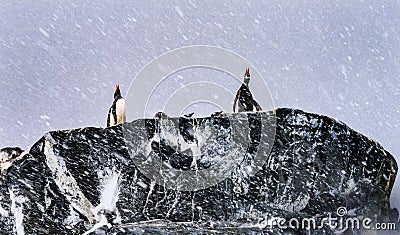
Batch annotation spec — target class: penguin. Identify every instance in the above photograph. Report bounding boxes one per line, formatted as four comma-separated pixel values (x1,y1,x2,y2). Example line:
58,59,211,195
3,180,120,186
107,85,126,127
184,112,194,118
211,111,224,117
233,68,262,112
154,112,169,119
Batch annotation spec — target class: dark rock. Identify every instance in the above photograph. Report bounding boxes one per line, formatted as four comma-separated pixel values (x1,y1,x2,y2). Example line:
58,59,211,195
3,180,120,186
0,108,398,234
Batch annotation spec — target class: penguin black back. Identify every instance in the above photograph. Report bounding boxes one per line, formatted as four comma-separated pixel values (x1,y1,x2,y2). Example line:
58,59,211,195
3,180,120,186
107,85,125,127
233,68,262,112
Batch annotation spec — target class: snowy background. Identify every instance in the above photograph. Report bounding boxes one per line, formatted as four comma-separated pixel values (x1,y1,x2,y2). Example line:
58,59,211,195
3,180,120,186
0,1,399,210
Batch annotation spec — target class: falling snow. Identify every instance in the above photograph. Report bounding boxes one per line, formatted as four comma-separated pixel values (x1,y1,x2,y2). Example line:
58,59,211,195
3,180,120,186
0,0,399,229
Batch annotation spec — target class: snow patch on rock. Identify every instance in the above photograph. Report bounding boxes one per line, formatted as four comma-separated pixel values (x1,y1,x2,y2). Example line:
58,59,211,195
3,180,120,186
43,134,95,223
9,187,26,235
83,168,121,233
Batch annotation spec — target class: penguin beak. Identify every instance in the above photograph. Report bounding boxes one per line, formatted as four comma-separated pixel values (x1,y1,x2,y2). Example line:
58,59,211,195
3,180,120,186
244,67,250,78
116,84,119,90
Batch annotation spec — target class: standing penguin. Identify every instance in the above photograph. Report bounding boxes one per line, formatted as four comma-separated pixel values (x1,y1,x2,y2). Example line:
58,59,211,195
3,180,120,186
184,112,194,118
233,68,262,112
107,85,126,127
211,111,224,117
154,112,169,119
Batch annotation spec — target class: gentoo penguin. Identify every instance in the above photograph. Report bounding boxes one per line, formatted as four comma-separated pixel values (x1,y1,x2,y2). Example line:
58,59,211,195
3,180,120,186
107,85,126,127
233,68,262,112
211,111,223,117
184,112,194,118
154,111,169,119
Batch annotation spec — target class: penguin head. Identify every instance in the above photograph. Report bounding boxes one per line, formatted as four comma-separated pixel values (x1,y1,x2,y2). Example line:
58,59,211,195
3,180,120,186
114,84,122,99
244,67,250,84
154,111,168,119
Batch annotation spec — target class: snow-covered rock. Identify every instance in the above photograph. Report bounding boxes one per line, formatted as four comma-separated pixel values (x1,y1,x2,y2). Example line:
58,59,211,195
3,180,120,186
0,108,398,234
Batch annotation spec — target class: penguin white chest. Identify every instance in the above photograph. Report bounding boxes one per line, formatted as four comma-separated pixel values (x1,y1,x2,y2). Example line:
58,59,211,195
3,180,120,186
234,99,243,113
115,99,126,124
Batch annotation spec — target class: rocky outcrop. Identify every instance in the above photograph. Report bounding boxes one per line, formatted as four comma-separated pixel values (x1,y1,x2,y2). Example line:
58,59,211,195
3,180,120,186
0,147,27,175
0,108,398,234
